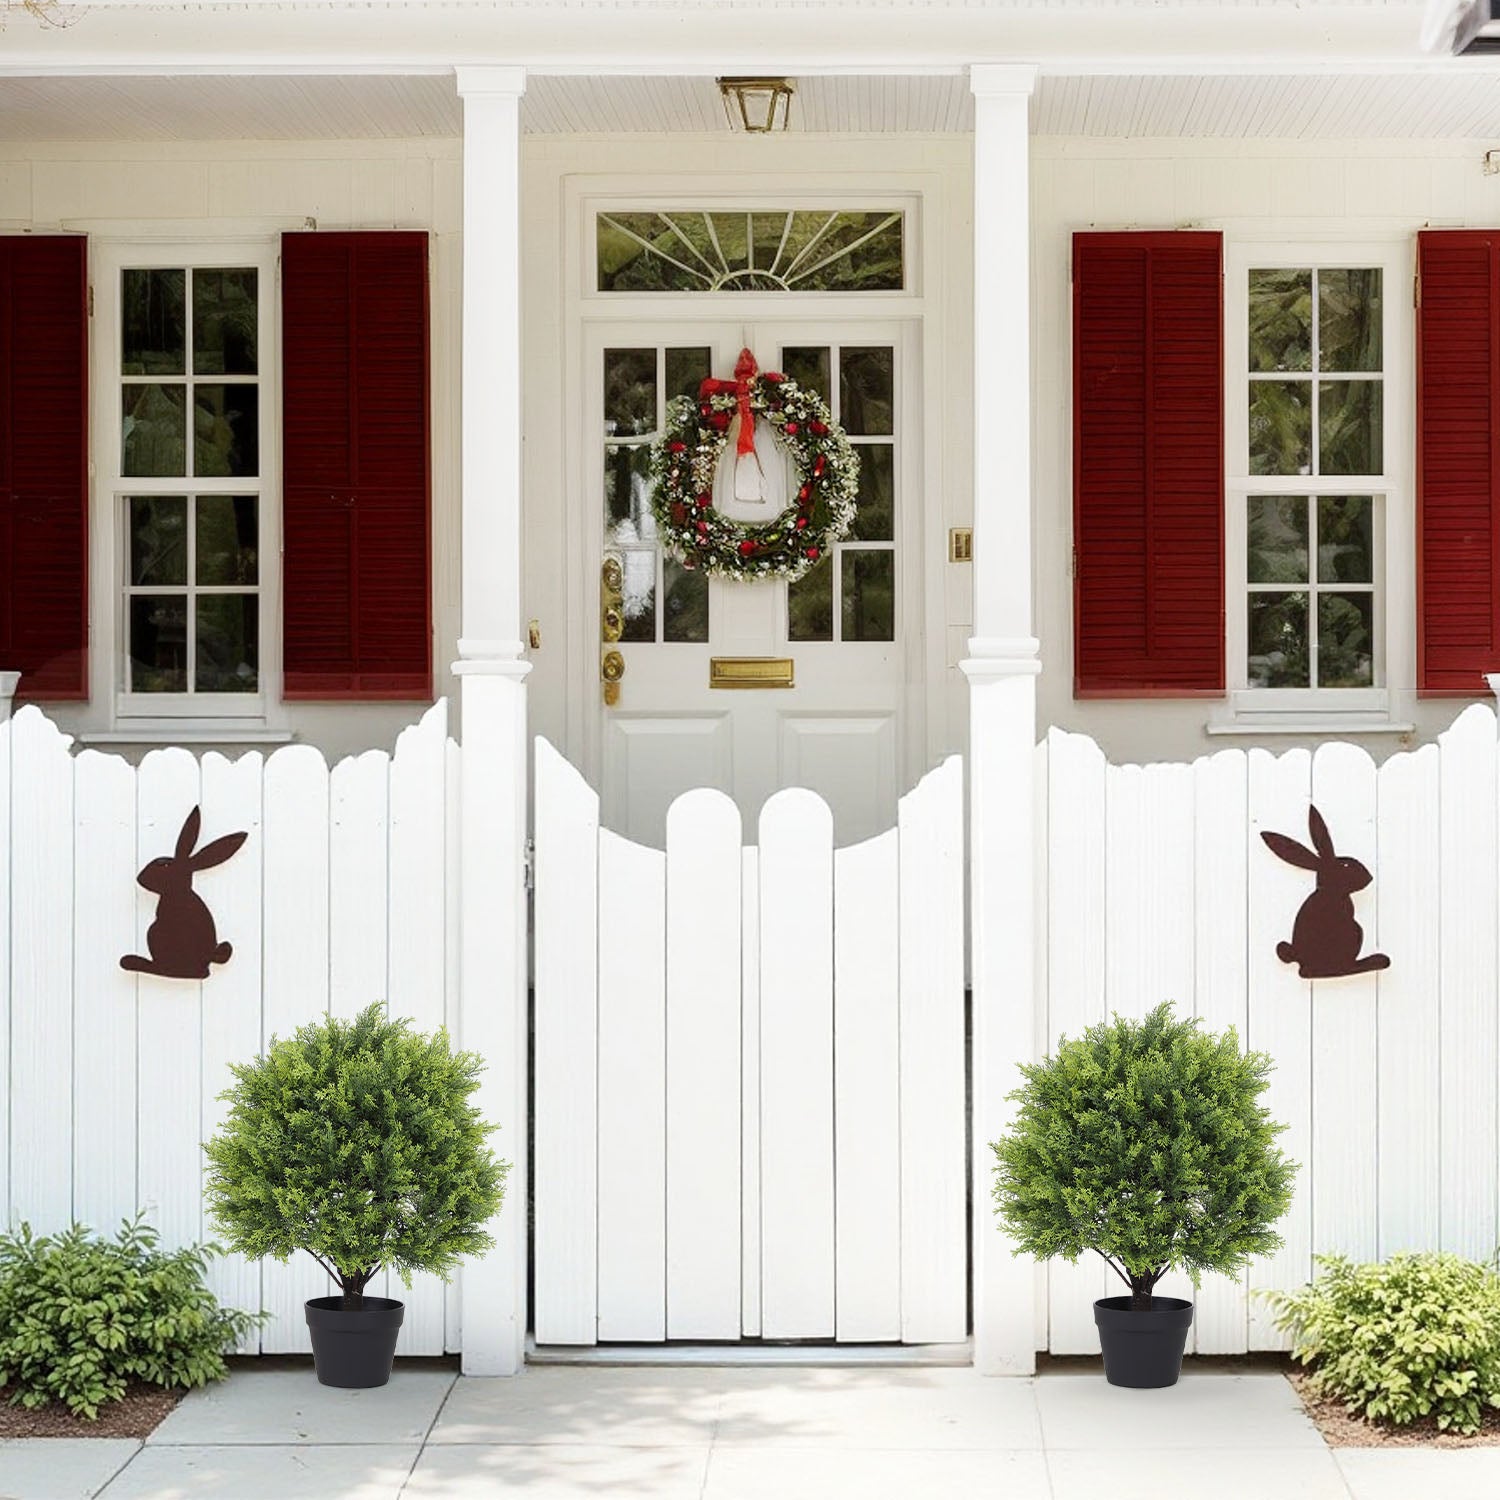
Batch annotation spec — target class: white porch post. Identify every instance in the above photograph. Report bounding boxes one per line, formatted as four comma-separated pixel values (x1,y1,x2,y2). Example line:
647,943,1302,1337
963,62,1040,1376
454,63,530,1377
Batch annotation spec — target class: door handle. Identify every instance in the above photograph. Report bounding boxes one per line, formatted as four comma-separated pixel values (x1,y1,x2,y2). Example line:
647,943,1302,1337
601,649,625,707
601,555,625,703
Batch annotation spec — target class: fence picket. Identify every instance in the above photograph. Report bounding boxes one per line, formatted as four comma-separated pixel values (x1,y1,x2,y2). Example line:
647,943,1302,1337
740,846,762,1340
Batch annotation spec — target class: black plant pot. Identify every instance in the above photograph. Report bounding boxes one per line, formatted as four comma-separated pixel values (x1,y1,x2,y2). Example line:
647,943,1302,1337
1093,1296,1194,1389
305,1296,405,1389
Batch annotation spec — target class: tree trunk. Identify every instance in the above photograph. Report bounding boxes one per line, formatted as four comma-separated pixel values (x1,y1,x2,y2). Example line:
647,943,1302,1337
1129,1273,1158,1312
340,1271,372,1310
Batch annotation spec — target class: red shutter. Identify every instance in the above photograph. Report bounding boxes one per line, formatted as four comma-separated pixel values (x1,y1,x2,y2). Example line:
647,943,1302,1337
1417,230,1500,695
1073,231,1224,697
0,236,88,701
281,231,431,700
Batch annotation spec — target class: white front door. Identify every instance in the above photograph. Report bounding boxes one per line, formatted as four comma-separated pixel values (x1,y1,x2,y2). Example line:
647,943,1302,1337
588,320,920,845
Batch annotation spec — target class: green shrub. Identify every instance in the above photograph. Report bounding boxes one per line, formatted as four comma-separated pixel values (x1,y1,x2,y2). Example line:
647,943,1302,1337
0,1215,259,1419
204,1003,508,1308
1267,1253,1500,1435
991,1002,1297,1306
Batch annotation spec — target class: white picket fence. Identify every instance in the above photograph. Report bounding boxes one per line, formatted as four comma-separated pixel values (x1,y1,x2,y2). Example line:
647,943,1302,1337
0,701,460,1355
1037,702,1500,1355
531,737,968,1346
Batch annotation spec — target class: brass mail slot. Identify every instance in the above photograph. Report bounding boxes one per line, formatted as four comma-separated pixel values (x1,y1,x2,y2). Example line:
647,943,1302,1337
710,656,795,690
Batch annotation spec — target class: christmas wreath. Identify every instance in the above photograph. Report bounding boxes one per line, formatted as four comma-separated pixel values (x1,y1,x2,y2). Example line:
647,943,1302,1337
649,348,859,582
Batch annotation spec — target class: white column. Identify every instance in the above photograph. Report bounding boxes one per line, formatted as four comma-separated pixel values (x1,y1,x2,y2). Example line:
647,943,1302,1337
454,64,530,1377
963,62,1040,1377
0,672,18,721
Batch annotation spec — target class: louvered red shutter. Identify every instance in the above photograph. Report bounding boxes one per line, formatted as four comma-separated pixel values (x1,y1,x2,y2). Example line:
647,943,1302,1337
1417,230,1500,695
0,236,88,701
281,231,431,700
1073,231,1224,697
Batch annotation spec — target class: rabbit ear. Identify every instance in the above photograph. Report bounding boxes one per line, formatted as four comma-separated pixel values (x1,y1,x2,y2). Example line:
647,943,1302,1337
1261,830,1322,871
1307,804,1337,862
192,831,247,872
175,806,202,862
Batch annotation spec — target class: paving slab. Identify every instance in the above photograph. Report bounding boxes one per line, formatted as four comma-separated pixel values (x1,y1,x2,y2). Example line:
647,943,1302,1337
1048,1445,1352,1500
146,1368,455,1447
0,1439,140,1500
1035,1370,1325,1451
98,1443,418,1500
403,1443,710,1498
1335,1447,1500,1500
702,1444,1052,1499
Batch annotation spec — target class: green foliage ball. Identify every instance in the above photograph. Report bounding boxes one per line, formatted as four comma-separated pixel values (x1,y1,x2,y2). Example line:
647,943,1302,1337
991,1003,1297,1301
204,1004,508,1302
0,1215,259,1419
1268,1253,1500,1436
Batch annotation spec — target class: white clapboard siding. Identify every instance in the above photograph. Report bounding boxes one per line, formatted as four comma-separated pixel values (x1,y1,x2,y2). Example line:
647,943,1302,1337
834,828,901,1342
759,788,836,1340
533,739,600,1346
898,756,966,1344
665,787,743,1340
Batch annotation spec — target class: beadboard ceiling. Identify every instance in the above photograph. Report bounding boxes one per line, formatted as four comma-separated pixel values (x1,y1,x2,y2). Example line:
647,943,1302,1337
2,68,1500,142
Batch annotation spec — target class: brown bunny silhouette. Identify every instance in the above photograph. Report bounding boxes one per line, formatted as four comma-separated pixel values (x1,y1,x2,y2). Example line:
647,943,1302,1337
119,807,247,981
1261,805,1390,979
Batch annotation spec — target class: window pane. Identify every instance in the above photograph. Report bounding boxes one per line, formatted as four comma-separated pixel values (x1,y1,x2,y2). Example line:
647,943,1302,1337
785,212,903,292
1319,380,1382,476
1247,495,1308,584
122,383,187,477
129,595,188,692
781,346,831,401
605,442,656,544
1319,268,1382,373
842,550,895,642
851,442,894,542
122,268,185,376
663,559,709,643
1248,379,1312,476
604,348,657,436
1318,592,1375,688
618,550,656,642
1317,496,1373,584
840,347,894,436
788,554,833,642
665,346,712,401
196,494,259,585
194,385,259,477
1248,591,1309,688
192,267,258,376
196,595,258,693
1248,268,1312,373
129,496,187,586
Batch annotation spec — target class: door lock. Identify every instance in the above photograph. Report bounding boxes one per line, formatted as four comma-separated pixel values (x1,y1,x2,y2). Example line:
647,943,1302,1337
601,648,625,707
601,555,626,704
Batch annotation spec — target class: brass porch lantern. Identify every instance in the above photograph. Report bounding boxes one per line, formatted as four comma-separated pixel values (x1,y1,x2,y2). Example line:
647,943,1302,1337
717,77,795,133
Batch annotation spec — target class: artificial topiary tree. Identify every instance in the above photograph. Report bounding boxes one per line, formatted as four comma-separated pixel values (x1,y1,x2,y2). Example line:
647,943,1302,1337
204,1004,508,1310
992,1003,1297,1309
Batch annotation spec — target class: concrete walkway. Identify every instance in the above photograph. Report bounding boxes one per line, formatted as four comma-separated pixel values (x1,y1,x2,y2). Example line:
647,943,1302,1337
2,1363,1499,1499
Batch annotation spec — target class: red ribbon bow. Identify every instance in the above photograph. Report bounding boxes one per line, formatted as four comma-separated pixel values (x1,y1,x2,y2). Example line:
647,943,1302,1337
700,347,779,459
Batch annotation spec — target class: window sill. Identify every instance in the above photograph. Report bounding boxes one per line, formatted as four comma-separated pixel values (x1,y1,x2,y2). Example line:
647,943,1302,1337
80,727,295,746
1205,718,1415,738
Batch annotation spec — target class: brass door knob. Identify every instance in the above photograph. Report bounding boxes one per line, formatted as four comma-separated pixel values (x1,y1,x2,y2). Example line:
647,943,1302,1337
601,648,625,706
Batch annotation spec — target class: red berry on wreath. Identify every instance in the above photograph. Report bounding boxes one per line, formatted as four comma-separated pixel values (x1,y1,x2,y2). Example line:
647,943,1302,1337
784,421,799,435
809,420,828,435
814,455,826,474
696,521,709,537
695,493,711,508
710,411,731,430
797,486,809,501
739,540,756,556
668,441,686,453
671,502,688,524
764,370,785,383
806,547,820,561
796,517,808,530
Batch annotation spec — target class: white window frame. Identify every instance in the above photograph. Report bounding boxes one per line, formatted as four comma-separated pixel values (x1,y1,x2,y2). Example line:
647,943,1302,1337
1220,237,1414,731
91,239,282,726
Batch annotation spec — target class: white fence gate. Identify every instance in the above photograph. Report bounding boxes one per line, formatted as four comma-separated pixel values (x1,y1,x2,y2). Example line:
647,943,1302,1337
532,738,968,1345
0,702,460,1356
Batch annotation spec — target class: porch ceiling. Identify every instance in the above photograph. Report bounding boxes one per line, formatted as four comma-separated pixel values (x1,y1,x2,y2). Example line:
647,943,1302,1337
1,68,1500,142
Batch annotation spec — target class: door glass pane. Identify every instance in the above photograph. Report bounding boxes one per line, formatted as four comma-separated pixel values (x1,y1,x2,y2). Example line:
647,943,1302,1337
850,443,894,542
1319,269,1382,373
1248,379,1312,476
129,595,188,692
1318,592,1374,688
781,346,831,400
788,555,834,642
196,595,259,692
840,346,894,435
192,268,258,375
665,346,713,401
196,494,259,585
1247,496,1308,584
129,496,187,586
1317,496,1373,584
1319,380,1381,475
194,385,259,477
1248,268,1312,373
663,559,709,643
604,348,657,435
605,443,656,544
1247,592,1309,688
122,268,185,376
842,550,895,642
122,384,187,476
618,551,656,642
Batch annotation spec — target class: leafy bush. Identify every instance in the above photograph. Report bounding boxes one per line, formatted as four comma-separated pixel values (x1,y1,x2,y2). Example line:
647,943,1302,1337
991,1002,1297,1306
1267,1253,1500,1435
204,1003,508,1308
0,1215,259,1419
